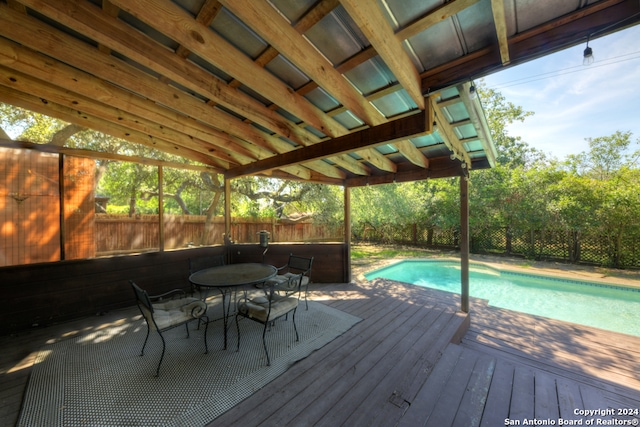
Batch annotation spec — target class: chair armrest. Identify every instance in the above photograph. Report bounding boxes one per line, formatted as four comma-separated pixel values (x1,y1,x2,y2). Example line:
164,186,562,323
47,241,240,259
149,288,186,302
276,273,303,292
181,300,207,318
274,263,289,273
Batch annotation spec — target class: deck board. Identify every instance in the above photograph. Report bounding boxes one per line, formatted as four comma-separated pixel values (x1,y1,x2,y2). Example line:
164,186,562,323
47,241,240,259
478,358,515,427
2,278,640,427
451,354,495,427
325,306,445,427
534,371,560,421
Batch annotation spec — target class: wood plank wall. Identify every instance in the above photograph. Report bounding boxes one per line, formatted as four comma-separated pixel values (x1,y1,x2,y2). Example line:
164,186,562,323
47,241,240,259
0,243,347,336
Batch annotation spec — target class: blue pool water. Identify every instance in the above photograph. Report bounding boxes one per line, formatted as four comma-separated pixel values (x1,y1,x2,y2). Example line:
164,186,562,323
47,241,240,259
365,260,640,337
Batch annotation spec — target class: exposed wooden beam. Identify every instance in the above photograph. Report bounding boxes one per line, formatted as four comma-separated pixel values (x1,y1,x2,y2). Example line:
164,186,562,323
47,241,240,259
219,0,385,127
0,85,227,169
174,0,223,58
340,0,424,110
15,0,319,149
305,160,348,180
0,139,221,172
293,0,340,33
0,7,280,155
355,148,397,173
218,0,335,99
396,0,482,41
225,110,429,179
394,140,430,169
0,5,332,180
331,155,371,176
98,0,119,54
0,65,251,165
491,0,510,65
0,37,259,165
432,98,472,168
345,156,466,187
109,0,346,138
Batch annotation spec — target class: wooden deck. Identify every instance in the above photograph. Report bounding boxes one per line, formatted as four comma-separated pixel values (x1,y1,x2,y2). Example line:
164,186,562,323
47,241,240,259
2,278,640,427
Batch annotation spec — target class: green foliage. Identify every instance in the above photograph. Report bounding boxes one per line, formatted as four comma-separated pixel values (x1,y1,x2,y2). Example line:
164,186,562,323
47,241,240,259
2,93,640,267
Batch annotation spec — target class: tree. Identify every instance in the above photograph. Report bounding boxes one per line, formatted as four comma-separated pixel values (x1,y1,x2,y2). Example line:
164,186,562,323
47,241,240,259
477,82,543,167
565,130,638,180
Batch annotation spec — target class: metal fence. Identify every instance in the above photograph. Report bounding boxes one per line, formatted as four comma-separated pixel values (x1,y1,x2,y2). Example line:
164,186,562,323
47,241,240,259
352,222,640,269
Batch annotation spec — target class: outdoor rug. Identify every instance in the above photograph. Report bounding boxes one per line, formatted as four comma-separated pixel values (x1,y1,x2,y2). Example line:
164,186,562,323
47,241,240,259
18,300,361,427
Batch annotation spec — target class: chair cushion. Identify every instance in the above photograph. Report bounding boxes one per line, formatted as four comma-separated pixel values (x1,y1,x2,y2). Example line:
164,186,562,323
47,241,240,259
151,298,207,330
239,296,298,323
151,309,192,331
153,296,199,311
268,273,309,292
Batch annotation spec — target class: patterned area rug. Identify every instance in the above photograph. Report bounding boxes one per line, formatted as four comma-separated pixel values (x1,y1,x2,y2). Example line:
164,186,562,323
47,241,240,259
18,300,360,427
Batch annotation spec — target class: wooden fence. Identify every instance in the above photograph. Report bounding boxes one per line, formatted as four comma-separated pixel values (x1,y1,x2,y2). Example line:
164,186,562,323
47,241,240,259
95,215,344,255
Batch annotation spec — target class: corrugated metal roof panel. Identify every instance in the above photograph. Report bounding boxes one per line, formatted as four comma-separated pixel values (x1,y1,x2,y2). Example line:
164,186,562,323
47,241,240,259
265,55,310,90
344,58,396,96
372,91,417,118
211,8,267,59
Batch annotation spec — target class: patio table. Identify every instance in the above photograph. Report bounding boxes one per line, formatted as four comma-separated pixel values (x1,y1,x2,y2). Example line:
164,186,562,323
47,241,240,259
189,263,277,349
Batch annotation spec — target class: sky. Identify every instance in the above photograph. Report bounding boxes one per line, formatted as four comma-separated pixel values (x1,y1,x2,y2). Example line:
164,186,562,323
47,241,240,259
480,24,640,160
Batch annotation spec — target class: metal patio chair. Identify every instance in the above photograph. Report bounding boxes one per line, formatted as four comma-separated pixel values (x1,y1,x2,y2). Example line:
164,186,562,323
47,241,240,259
130,281,209,376
266,254,313,310
235,277,301,365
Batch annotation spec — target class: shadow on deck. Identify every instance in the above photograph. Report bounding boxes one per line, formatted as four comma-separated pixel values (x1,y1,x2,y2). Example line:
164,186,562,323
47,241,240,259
2,278,639,426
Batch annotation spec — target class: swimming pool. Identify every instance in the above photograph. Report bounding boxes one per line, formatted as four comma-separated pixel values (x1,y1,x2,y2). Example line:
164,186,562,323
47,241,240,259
365,259,640,337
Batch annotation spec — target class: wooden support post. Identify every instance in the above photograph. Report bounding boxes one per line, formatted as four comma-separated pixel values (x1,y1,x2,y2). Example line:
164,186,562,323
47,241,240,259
460,175,470,313
158,165,164,251
344,186,352,283
58,154,65,260
224,177,231,244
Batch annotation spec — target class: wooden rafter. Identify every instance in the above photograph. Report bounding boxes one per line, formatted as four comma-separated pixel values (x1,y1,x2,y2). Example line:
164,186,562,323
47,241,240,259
0,86,227,169
13,0,319,150
431,97,472,168
394,140,430,169
339,0,424,110
0,0,628,187
396,0,482,41
219,0,384,127
0,139,221,172
108,0,345,139
491,0,511,65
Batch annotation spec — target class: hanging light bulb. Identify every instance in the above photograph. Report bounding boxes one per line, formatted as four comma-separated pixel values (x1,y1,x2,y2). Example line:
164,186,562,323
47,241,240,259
583,38,594,66
469,84,477,99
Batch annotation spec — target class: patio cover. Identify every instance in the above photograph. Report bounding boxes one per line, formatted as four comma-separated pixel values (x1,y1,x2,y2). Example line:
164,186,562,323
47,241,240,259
0,0,638,185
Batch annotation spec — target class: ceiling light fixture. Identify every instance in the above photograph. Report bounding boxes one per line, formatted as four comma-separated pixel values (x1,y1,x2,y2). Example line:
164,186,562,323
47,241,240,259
583,37,594,66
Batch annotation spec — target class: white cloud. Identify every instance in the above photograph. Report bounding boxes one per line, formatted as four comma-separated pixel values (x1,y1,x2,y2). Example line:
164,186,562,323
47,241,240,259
482,25,640,159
